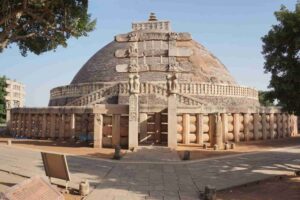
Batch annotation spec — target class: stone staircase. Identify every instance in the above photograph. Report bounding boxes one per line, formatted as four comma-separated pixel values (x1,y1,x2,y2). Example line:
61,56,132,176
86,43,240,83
145,82,205,106
66,82,206,107
66,84,120,106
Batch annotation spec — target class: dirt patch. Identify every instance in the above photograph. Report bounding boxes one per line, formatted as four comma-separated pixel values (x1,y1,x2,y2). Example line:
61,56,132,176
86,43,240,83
0,137,126,159
217,175,300,200
177,136,300,160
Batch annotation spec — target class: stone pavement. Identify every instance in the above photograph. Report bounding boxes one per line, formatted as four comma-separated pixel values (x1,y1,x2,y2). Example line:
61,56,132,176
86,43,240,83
0,145,300,200
0,171,26,192
123,146,181,162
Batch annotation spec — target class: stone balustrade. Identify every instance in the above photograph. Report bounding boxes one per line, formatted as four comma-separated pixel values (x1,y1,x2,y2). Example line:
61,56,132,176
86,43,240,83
50,82,259,102
175,109,298,146
8,105,298,150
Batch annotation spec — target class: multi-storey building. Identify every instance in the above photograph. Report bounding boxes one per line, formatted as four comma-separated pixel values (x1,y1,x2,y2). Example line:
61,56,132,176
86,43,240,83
5,79,25,109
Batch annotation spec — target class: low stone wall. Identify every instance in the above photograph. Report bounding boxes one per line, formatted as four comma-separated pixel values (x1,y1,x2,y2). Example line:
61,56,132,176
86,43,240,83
8,105,298,149
9,105,130,148
176,108,298,146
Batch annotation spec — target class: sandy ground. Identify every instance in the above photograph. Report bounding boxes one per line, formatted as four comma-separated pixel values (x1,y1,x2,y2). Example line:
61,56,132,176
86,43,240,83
0,171,82,200
177,136,300,160
217,175,300,200
0,138,126,159
0,136,300,160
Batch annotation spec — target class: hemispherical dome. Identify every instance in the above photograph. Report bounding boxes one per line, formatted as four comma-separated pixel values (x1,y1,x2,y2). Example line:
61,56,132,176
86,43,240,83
71,39,237,85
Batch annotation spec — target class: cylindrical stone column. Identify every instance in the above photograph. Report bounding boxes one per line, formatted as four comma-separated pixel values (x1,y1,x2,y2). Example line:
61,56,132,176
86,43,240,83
183,113,190,145
233,113,240,142
93,114,103,148
253,113,259,140
221,113,228,143
243,113,250,141
197,114,204,145
262,113,267,140
269,113,275,139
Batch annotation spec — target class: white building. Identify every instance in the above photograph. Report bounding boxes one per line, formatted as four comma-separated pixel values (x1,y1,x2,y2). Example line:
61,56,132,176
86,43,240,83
5,79,25,109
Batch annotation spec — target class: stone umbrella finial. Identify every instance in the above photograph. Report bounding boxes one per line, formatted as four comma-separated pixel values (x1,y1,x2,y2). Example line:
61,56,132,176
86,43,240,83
148,12,157,21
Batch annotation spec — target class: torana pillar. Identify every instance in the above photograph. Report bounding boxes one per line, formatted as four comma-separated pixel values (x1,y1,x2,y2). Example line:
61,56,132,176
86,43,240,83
128,74,140,149
167,74,178,149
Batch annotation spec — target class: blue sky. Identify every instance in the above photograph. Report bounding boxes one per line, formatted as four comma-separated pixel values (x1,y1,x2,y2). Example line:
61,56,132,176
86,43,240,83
0,0,297,106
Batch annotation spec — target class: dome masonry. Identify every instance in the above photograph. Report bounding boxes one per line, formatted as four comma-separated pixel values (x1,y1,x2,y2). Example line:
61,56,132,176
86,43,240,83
49,14,258,108
70,13,237,85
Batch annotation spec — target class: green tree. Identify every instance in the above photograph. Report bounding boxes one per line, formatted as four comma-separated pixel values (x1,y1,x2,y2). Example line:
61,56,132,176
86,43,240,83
0,0,96,56
0,76,7,124
258,91,275,107
262,2,300,115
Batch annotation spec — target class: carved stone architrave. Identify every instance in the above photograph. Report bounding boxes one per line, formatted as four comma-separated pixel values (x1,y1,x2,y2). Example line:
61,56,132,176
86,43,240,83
128,42,138,57
169,32,178,41
167,73,179,94
115,32,192,43
129,74,140,94
128,32,139,42
168,62,179,72
128,59,139,73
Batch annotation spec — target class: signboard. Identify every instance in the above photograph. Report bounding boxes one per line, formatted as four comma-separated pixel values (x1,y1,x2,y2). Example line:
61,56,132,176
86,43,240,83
41,152,71,182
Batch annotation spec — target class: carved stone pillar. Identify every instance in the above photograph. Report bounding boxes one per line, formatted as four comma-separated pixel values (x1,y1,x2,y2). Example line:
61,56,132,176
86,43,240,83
70,113,76,141
112,114,121,146
253,113,259,140
93,114,103,148
128,94,139,149
139,113,148,144
269,113,275,139
292,115,298,135
221,113,228,143
182,113,190,145
276,113,282,138
196,114,204,145
282,114,287,138
243,113,250,141
168,93,177,149
262,113,267,140
128,73,140,149
215,114,223,149
233,113,240,142
209,114,216,146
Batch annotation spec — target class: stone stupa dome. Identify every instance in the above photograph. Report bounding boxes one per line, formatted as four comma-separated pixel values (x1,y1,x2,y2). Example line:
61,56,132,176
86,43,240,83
49,13,258,108
71,14,236,85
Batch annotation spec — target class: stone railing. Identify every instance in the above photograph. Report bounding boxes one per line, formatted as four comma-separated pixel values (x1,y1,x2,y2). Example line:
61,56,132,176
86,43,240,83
140,82,205,106
50,82,115,99
175,109,298,147
67,84,120,106
50,81,258,101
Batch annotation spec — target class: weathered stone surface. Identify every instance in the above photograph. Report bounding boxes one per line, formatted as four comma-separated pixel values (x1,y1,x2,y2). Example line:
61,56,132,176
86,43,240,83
1,176,64,200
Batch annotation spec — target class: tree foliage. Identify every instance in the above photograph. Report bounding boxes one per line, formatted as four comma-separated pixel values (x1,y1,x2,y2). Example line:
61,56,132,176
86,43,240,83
0,0,96,56
258,91,275,107
262,2,300,115
0,76,7,124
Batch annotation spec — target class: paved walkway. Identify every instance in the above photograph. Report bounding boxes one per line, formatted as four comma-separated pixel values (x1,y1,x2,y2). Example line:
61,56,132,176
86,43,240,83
123,146,181,162
0,145,300,200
